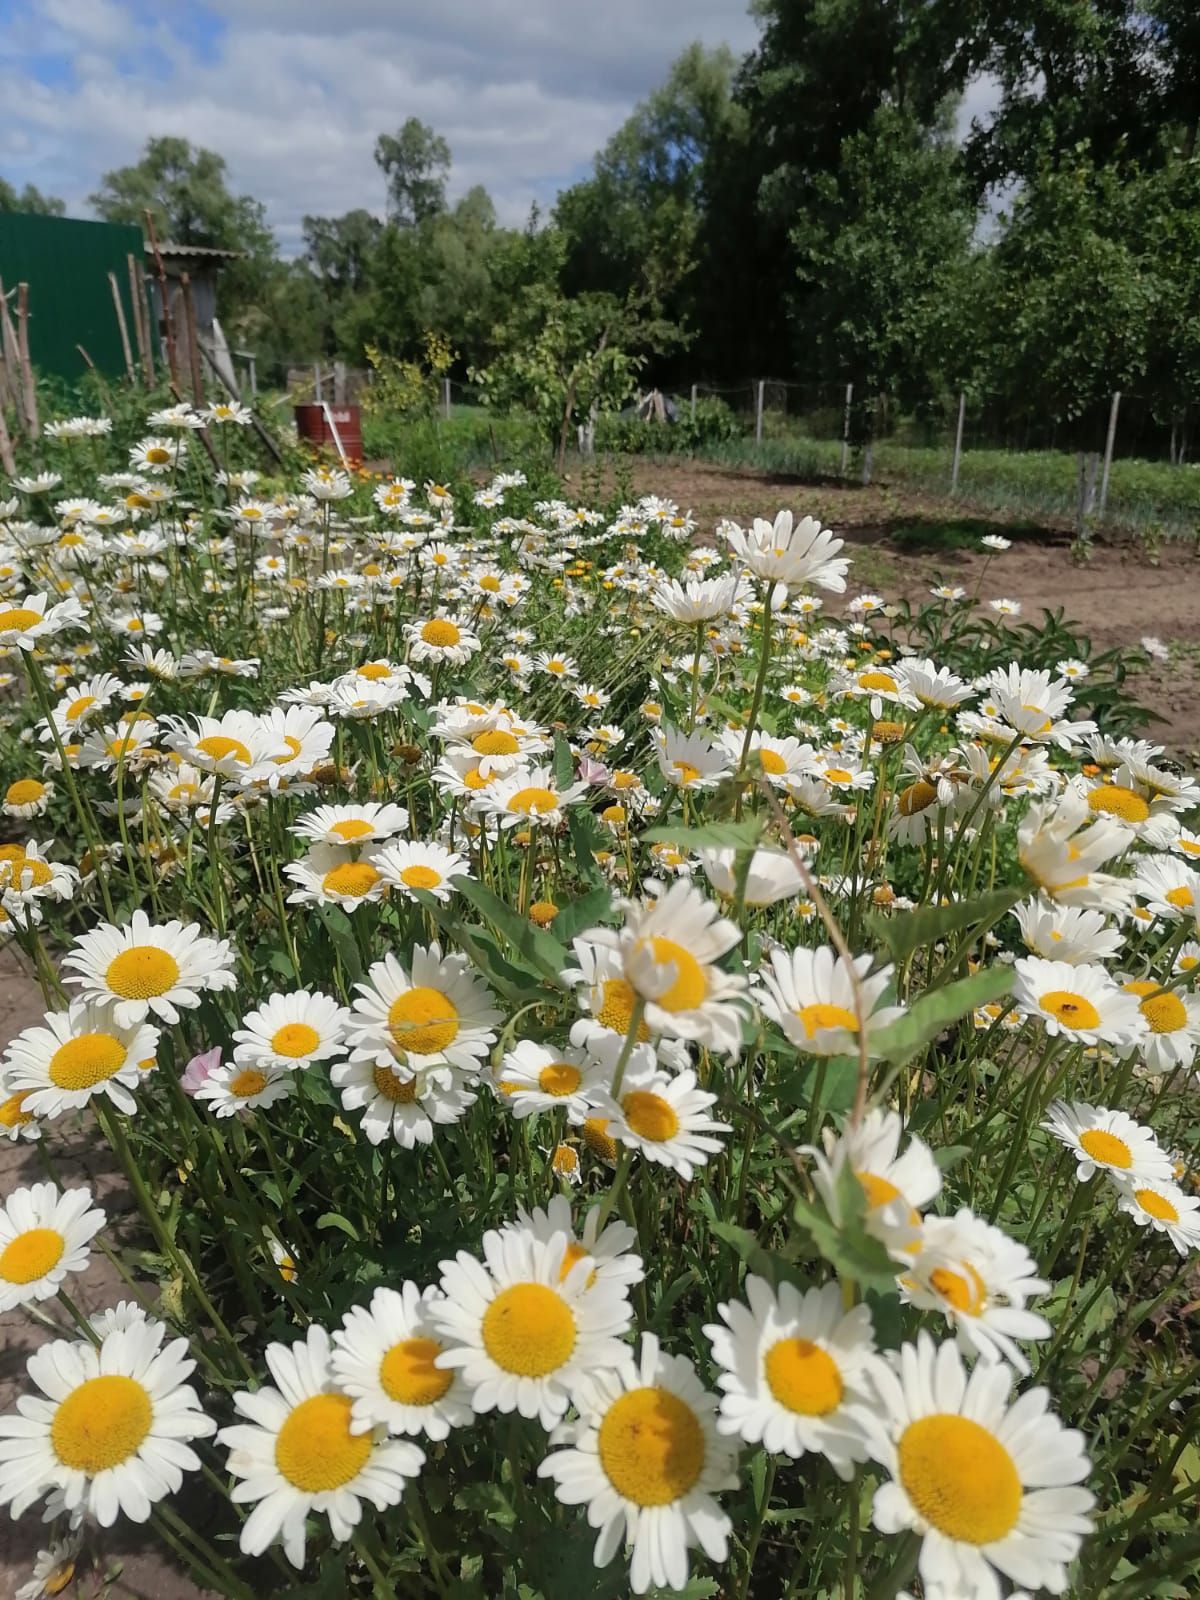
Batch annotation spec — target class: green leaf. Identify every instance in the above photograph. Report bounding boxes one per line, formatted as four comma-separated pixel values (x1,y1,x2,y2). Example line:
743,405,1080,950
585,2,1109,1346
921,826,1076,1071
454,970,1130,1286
567,807,605,884
709,1220,807,1290
553,732,575,789
870,966,1014,1065
452,877,568,985
316,1212,361,1242
791,1166,899,1292
865,885,1023,963
548,885,614,947
643,819,763,851
315,903,363,987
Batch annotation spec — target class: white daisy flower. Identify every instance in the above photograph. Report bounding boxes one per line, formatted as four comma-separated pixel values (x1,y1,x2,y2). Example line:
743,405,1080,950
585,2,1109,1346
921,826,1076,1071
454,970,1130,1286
756,946,903,1058
14,1535,82,1600
902,1209,1051,1374
375,838,471,902
161,710,279,782
3,1002,160,1117
697,845,810,907
652,726,733,791
331,1283,473,1440
1119,976,1200,1070
724,510,848,594
247,705,336,792
1114,1178,1200,1256
220,1323,424,1569
0,1320,216,1525
345,945,501,1078
588,879,750,1058
0,1182,106,1313
1012,899,1123,965
1042,1101,1173,1185
331,1055,477,1147
284,842,389,911
537,1331,738,1594
232,990,349,1072
492,1040,608,1123
1132,854,1200,921
594,1065,730,1181
62,910,235,1027
853,1332,1093,1600
704,1276,876,1476
405,615,480,666
289,801,410,847
475,765,590,829
193,1060,295,1118
3,777,54,819
0,1077,40,1142
1012,958,1145,1047
503,1195,645,1296
431,1227,633,1429
0,593,87,651
810,1108,941,1258
1017,793,1131,913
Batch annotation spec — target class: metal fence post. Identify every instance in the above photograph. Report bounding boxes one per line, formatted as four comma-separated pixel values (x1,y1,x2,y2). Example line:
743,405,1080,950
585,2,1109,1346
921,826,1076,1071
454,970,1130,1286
314,364,322,402
690,382,697,421
840,382,853,477
755,378,765,445
950,390,966,496
1099,391,1121,520
443,378,452,420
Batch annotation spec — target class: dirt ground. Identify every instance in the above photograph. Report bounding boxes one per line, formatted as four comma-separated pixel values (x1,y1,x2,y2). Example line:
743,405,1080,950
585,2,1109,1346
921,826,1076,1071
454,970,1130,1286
584,458,1200,756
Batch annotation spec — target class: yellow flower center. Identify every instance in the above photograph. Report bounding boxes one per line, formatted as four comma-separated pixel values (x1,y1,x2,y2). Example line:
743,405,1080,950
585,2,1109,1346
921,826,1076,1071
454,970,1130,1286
1087,784,1150,824
758,749,787,775
1122,980,1189,1033
898,780,938,816
507,785,560,817
857,670,898,692
1166,886,1194,909
6,778,46,805
271,1022,321,1058
598,1387,705,1506
330,818,376,841
399,865,442,890
0,1089,34,1128
596,977,648,1038
380,1337,452,1406
42,1558,76,1596
529,900,558,926
1039,989,1101,1030
145,446,170,464
51,1376,152,1472
538,1062,582,1097
461,766,493,791
644,937,708,1012
357,662,392,680
421,619,461,647
321,861,381,898
195,734,252,765
387,987,459,1055
929,1263,987,1316
1079,1128,1132,1168
551,1145,580,1178
372,1066,419,1102
49,1032,127,1089
0,1226,65,1284
897,1414,1021,1544
582,1115,618,1161
1135,1187,1179,1222
0,607,43,631
481,1283,576,1376
671,761,701,786
229,1067,269,1098
621,1089,680,1142
824,767,853,785
275,1393,371,1491
271,736,305,766
11,857,52,887
473,730,520,756
763,1337,844,1415
795,1002,859,1039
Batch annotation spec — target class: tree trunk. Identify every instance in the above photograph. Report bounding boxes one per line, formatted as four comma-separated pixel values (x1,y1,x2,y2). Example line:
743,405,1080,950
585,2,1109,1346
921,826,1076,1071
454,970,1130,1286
861,440,874,486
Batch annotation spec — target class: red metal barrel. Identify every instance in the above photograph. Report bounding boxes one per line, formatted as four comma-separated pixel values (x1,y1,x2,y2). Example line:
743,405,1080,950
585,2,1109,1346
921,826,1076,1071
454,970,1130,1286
293,403,363,463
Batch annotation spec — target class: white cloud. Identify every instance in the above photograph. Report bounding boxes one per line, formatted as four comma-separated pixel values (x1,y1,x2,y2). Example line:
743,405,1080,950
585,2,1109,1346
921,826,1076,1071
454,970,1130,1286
1,0,760,251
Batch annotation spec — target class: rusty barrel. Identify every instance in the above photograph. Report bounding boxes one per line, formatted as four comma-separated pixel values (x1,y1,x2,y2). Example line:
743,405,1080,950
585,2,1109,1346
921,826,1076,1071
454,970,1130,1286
294,403,363,463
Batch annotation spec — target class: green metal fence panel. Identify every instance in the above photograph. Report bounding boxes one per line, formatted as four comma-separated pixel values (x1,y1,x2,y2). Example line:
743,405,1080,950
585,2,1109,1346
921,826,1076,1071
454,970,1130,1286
0,213,145,382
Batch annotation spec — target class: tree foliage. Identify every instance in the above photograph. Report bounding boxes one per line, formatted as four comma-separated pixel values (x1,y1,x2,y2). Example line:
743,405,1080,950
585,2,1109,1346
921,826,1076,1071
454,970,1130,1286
0,178,65,216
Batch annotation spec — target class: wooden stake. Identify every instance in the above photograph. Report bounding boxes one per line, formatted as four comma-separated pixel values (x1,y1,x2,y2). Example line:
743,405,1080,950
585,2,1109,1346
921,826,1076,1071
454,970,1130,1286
15,284,37,435
841,382,854,477
179,271,205,405
127,253,153,384
76,344,115,414
132,254,156,385
108,271,135,383
143,209,179,387
755,378,765,445
0,395,15,475
197,338,285,467
0,282,25,435
1099,391,1122,520
950,390,966,496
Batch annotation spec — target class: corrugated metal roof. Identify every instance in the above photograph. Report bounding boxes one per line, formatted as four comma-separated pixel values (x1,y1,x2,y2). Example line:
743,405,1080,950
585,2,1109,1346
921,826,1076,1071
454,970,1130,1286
148,241,243,261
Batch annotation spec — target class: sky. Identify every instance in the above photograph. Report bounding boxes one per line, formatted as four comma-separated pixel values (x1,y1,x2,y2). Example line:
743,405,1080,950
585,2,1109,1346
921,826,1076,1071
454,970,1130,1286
0,0,763,253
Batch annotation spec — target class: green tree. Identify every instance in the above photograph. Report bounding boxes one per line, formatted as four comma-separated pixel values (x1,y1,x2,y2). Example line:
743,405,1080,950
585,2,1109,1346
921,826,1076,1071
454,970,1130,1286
374,120,450,227
302,209,383,353
0,178,65,216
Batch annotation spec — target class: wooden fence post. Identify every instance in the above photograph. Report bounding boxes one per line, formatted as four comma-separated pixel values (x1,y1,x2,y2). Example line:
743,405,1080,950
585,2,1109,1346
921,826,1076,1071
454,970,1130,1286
179,273,205,405
333,360,346,404
15,284,38,435
0,281,22,434
840,382,853,477
127,254,153,384
755,378,765,445
0,396,15,475
690,382,697,421
443,377,452,420
108,272,135,383
950,390,966,496
1098,391,1121,521
143,211,179,388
